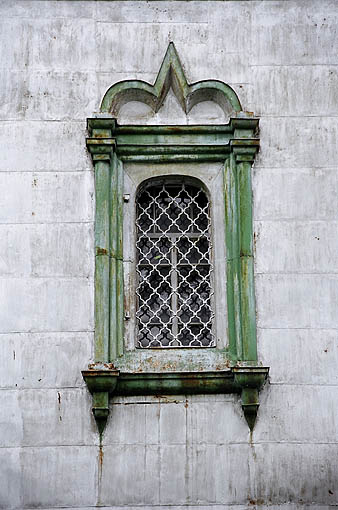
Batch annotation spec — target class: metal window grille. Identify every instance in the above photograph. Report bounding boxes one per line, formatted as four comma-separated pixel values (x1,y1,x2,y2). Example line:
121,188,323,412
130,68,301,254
136,178,215,348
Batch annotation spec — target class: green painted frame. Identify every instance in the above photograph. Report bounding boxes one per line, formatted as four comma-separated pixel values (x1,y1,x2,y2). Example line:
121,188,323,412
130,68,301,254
82,44,269,436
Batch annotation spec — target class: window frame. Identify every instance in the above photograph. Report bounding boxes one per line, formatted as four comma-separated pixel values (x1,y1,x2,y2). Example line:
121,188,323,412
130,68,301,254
83,118,268,435
82,42,268,436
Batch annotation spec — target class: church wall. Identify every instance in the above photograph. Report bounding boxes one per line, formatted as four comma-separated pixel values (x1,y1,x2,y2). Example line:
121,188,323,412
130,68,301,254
1,1,338,508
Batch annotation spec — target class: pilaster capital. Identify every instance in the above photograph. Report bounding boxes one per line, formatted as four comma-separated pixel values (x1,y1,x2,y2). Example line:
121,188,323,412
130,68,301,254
86,117,117,165
86,137,116,165
230,139,260,163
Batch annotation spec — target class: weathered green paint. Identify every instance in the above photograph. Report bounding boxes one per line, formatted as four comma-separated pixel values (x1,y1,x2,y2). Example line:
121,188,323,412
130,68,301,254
83,368,268,398
224,154,243,360
224,155,258,363
117,145,230,156
238,162,253,257
116,125,233,135
109,153,118,361
94,255,110,362
93,398,109,438
83,367,269,431
117,371,237,395
94,157,111,252
233,367,268,430
85,371,119,438
108,153,124,360
225,260,237,359
120,154,229,163
115,133,232,147
240,257,258,361
83,370,119,394
101,43,242,117
116,158,124,358
93,158,111,363
238,161,257,361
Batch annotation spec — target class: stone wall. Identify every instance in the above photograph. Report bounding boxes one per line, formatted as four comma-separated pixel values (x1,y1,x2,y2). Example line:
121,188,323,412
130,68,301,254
1,1,338,508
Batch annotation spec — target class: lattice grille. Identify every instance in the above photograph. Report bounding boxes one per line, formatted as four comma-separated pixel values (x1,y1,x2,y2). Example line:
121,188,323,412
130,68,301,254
136,179,215,348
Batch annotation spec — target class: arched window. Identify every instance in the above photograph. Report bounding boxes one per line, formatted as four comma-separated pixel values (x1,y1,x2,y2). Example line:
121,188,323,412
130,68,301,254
83,43,269,435
135,177,214,348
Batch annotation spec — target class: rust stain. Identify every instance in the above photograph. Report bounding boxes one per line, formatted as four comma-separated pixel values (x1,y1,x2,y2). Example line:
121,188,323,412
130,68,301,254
154,395,180,404
123,293,128,316
148,359,177,372
249,433,257,459
215,359,230,370
98,444,104,494
97,247,108,256
88,362,116,370
99,445,104,468
249,498,264,506
134,366,144,373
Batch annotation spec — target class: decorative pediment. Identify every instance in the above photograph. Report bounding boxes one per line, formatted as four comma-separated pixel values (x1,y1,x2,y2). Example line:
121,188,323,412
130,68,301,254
101,42,242,116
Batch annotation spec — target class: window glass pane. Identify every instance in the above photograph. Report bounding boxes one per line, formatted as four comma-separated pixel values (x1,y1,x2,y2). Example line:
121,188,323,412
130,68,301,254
136,178,215,348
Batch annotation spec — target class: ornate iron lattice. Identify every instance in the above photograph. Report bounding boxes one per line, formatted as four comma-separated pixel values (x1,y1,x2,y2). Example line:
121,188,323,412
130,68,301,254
136,178,215,348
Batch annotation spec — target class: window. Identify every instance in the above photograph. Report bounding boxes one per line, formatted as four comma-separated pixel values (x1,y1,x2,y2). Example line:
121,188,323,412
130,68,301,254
82,42,269,435
135,177,214,348
122,162,227,356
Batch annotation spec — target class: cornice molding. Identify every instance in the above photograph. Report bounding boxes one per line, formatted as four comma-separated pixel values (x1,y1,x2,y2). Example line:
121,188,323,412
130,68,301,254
86,116,259,164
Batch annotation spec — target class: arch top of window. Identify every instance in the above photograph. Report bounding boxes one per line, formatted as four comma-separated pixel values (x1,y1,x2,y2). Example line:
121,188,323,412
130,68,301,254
83,43,269,437
137,175,210,198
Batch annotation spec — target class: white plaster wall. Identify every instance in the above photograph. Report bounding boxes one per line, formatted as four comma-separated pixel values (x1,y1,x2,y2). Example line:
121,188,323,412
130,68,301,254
1,1,338,508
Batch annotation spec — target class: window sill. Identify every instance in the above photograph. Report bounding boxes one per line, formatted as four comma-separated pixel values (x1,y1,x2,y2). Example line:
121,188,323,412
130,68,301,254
82,366,269,435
